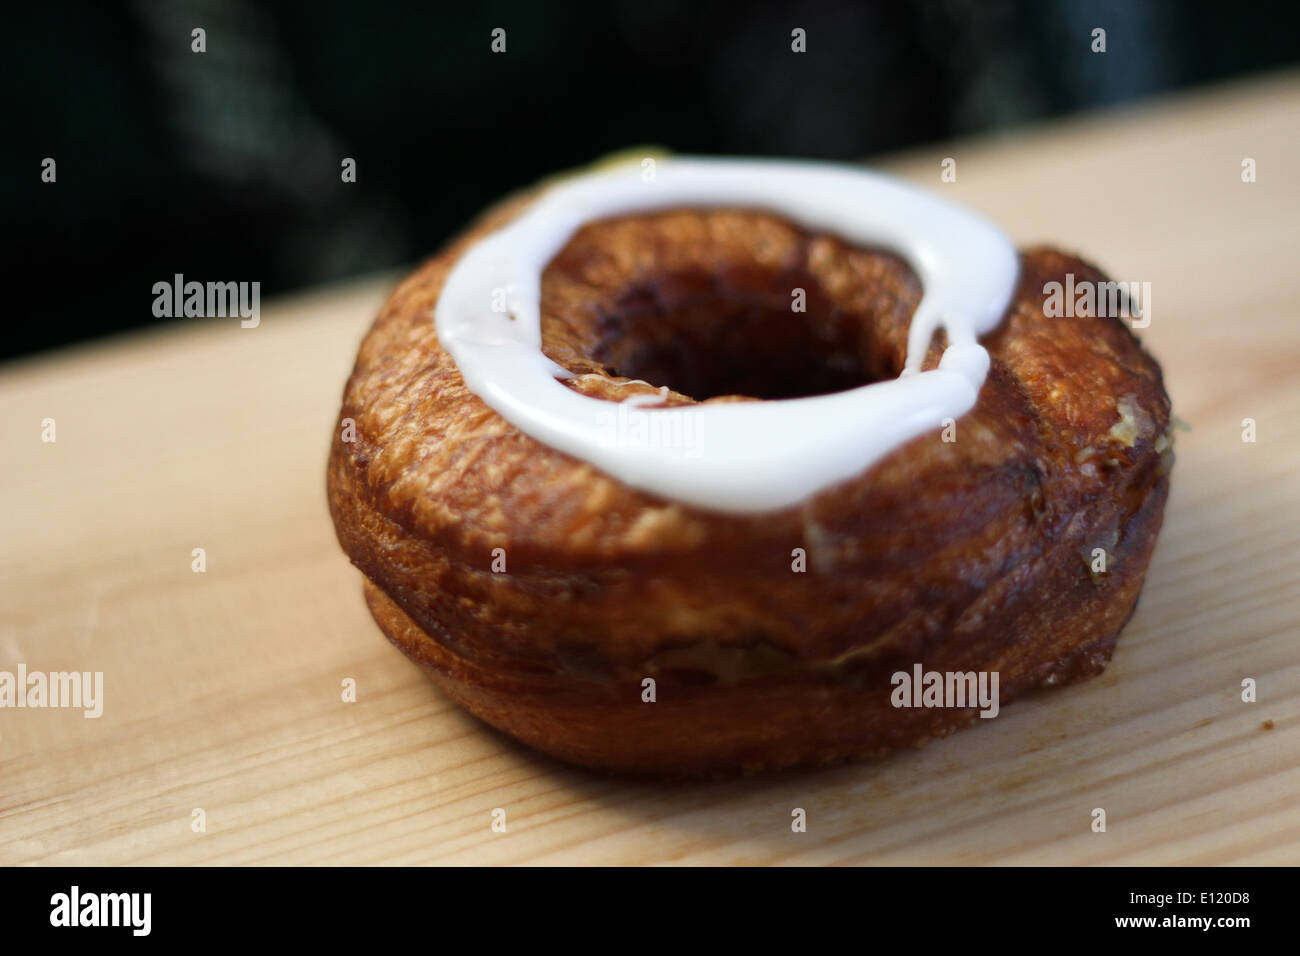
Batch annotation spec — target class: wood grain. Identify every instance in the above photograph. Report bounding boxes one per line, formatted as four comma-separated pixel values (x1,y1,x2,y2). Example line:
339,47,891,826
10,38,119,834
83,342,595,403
2,72,1298,865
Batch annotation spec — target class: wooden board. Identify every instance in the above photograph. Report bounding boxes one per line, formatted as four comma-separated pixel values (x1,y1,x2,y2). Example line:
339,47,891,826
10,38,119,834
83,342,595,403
3,72,1298,866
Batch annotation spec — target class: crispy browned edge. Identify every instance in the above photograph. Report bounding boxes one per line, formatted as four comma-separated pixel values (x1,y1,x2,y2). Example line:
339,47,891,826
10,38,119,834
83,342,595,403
326,192,1173,778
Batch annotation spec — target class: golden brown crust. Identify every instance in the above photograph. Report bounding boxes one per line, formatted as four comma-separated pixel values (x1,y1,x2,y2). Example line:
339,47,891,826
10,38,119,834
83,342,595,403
326,192,1173,777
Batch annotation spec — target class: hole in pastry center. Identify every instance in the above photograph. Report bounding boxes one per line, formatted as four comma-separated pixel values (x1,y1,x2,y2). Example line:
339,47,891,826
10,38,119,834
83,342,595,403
588,263,899,401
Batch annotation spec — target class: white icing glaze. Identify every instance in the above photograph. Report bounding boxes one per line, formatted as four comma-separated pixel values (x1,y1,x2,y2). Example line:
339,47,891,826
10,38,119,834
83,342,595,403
434,157,1019,514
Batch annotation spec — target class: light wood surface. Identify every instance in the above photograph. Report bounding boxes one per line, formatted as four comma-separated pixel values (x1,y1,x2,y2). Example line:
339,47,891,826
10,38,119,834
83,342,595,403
3,72,1298,866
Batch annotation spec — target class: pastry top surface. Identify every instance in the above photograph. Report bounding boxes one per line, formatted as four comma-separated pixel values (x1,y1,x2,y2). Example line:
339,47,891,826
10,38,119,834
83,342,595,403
431,159,1019,512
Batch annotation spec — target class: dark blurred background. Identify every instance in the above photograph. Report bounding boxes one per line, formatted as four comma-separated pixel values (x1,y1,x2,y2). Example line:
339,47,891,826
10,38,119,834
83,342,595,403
5,0,1297,360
